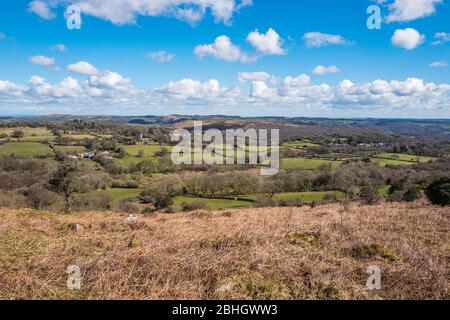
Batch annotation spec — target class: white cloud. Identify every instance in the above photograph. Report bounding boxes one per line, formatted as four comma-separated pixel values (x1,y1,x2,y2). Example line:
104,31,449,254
27,76,84,98
245,74,450,114
88,70,134,92
29,0,252,25
429,61,448,68
51,44,67,52
0,33,5,40
194,35,255,63
312,65,340,75
0,80,25,97
194,29,285,63
67,61,98,75
1,70,449,117
159,78,224,99
28,0,55,20
246,28,285,55
29,55,55,66
432,32,450,46
385,0,442,23
303,32,352,48
251,81,277,99
391,28,425,50
238,72,271,82
146,51,175,63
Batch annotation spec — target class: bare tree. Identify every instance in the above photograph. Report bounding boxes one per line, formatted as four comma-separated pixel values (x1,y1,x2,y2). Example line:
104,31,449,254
11,129,25,142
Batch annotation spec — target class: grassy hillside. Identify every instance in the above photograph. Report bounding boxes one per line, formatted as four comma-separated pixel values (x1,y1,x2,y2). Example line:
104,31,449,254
0,202,448,300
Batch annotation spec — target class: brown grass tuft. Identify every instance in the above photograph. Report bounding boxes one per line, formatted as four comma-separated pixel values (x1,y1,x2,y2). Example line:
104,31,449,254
0,202,448,300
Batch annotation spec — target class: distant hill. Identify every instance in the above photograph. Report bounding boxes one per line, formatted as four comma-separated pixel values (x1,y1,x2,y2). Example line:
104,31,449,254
1,114,449,140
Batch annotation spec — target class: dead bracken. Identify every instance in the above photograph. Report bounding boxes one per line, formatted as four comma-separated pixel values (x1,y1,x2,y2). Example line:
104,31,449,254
0,202,448,300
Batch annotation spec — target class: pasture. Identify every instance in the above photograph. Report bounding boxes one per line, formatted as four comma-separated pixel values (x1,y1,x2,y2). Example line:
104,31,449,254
376,153,437,164
283,140,321,148
93,188,142,201
54,145,86,153
281,158,340,170
119,145,172,158
0,142,53,158
174,196,253,210
0,127,55,142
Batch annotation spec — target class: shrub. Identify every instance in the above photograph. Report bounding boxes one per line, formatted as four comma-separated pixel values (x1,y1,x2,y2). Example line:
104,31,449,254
140,175,183,209
350,242,403,262
71,192,114,211
111,179,139,189
360,186,381,205
181,200,207,212
387,190,404,202
0,192,27,209
402,186,421,202
278,199,303,207
255,195,278,207
141,207,157,216
118,200,141,214
24,185,61,210
426,177,450,206
155,147,170,157
11,129,24,141
323,193,337,202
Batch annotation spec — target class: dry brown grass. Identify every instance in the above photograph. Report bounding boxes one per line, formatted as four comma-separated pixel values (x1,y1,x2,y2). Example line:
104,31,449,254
0,202,448,300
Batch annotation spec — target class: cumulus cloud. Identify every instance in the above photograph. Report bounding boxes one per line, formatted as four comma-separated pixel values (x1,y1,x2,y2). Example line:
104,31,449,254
146,51,175,63
246,75,450,114
432,32,450,46
159,79,223,98
1,64,136,107
28,0,252,25
27,76,83,98
429,61,448,68
29,55,55,66
391,28,425,50
194,28,285,63
312,65,339,75
1,70,449,117
238,72,271,82
88,70,134,92
51,44,67,52
385,0,443,23
0,80,25,97
28,0,56,20
194,35,255,63
246,28,285,55
67,61,98,75
303,32,352,48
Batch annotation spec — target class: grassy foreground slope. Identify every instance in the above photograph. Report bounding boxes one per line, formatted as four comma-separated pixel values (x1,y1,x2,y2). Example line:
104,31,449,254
0,202,448,300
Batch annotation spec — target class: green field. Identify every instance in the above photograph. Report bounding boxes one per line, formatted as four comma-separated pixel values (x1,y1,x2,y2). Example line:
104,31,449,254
113,156,147,166
241,191,346,203
373,158,415,167
281,158,340,170
93,188,143,201
283,140,321,148
54,145,86,153
0,127,55,142
120,145,172,158
0,142,53,158
376,153,437,164
275,191,345,202
62,134,97,140
174,196,253,210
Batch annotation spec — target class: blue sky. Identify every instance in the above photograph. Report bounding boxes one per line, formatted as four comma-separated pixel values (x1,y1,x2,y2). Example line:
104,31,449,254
0,0,449,118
